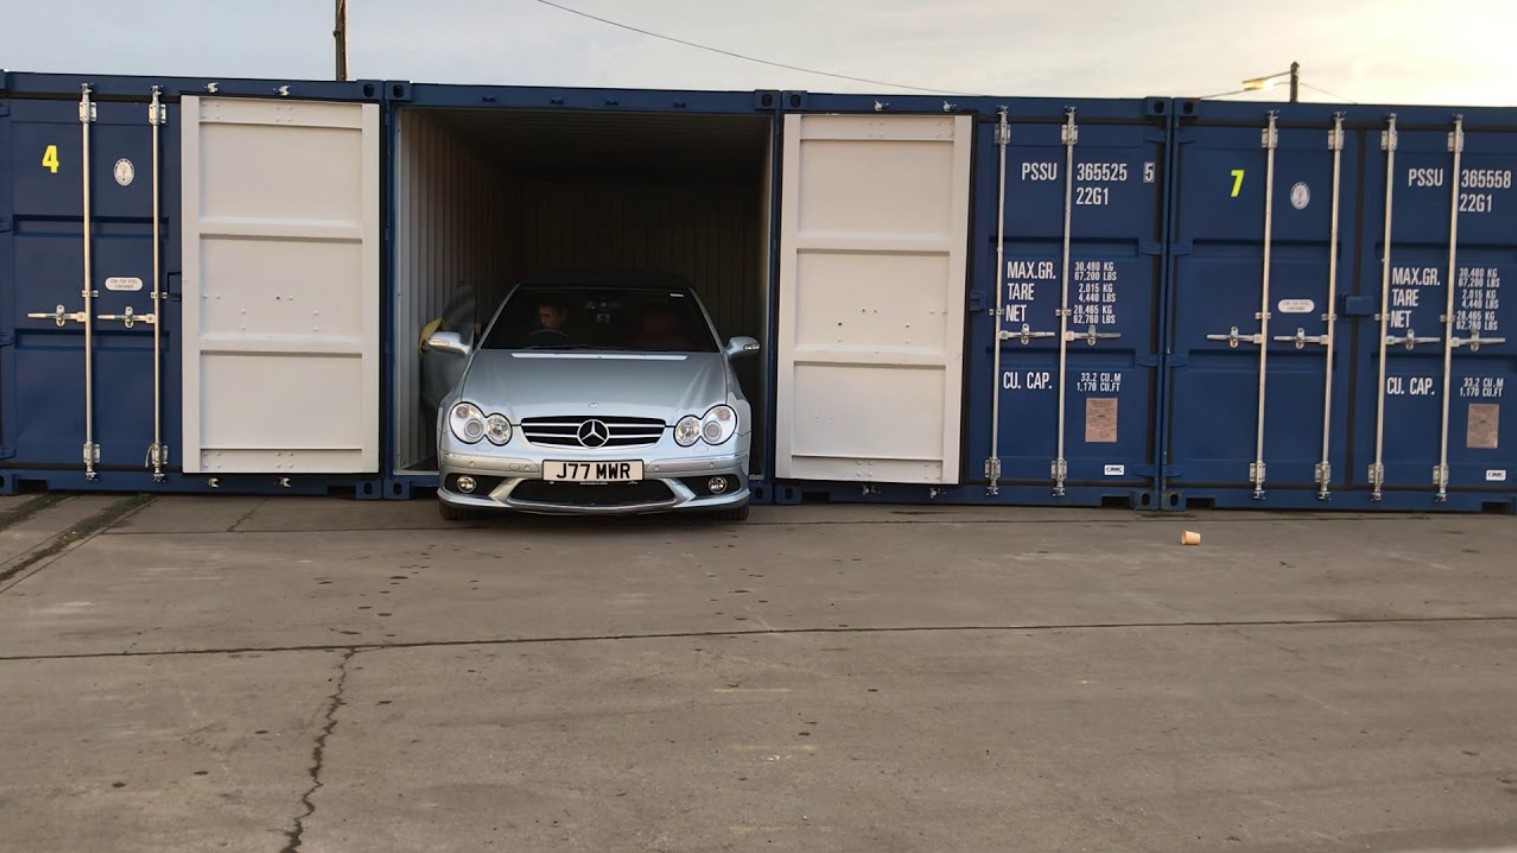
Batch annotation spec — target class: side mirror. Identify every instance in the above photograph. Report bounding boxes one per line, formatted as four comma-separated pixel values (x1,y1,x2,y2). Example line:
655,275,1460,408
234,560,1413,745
725,336,761,359
426,331,471,357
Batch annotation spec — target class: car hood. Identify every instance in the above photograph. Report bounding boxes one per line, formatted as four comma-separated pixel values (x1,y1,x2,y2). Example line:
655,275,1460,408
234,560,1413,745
458,350,733,423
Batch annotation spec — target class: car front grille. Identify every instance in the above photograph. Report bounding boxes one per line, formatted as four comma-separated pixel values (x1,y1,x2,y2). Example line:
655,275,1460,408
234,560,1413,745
519,415,666,448
510,480,674,507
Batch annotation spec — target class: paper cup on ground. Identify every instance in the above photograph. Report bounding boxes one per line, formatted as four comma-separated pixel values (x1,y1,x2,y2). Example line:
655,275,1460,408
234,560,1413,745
1181,531,1201,546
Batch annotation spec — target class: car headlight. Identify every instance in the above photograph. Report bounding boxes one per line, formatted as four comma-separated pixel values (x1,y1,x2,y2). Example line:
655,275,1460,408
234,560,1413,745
675,415,701,447
449,402,486,444
675,406,738,447
485,413,512,446
701,405,737,445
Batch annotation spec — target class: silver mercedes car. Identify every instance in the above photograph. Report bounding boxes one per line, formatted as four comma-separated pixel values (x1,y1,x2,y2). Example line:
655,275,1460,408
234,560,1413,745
424,271,760,522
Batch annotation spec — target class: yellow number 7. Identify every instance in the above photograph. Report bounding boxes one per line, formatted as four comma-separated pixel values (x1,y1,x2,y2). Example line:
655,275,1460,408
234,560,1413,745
1230,169,1245,197
42,145,60,174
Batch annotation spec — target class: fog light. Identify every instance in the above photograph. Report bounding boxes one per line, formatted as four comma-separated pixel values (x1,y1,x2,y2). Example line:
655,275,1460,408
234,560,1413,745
708,476,728,495
457,475,477,494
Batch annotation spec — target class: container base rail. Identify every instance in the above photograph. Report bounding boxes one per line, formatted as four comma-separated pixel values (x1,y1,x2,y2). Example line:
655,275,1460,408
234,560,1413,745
1160,487,1515,515
769,480,1159,511
0,470,386,500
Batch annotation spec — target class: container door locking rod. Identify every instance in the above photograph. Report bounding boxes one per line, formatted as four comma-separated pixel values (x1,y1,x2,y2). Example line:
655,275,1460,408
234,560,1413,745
1435,116,1466,502
1370,115,1399,501
1204,111,1278,500
986,107,1010,496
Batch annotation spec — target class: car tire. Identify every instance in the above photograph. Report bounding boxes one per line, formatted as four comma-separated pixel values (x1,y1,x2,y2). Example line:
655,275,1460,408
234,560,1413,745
438,500,476,522
711,502,750,523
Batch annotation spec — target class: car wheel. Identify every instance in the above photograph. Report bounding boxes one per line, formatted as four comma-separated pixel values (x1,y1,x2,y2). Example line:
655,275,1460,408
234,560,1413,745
711,502,750,523
438,500,476,522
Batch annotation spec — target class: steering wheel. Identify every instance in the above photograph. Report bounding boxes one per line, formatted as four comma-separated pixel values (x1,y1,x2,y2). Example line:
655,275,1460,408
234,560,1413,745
527,327,571,346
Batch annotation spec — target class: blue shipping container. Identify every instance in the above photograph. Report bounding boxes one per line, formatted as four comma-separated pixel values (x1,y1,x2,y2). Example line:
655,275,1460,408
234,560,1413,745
767,94,1170,509
1,73,389,497
1162,99,1517,512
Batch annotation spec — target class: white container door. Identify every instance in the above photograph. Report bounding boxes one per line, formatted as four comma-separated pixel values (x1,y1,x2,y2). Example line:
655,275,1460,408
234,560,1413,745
180,96,380,474
775,113,973,484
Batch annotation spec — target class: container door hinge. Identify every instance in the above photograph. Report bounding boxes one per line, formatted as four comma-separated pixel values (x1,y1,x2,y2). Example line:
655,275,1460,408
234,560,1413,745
0,216,11,233
1060,111,1078,146
1328,118,1345,152
0,446,14,461
1367,463,1386,500
0,103,10,118
0,334,13,348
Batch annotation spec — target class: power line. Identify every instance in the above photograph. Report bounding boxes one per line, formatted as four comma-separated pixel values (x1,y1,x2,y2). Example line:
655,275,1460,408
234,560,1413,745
1300,81,1358,103
530,0,985,96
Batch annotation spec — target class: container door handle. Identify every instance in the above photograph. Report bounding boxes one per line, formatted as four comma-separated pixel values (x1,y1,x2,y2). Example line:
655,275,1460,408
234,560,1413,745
1205,326,1264,348
96,305,156,329
1383,329,1441,350
1272,327,1330,349
1450,334,1507,352
999,324,1058,345
1064,325,1121,347
27,304,89,327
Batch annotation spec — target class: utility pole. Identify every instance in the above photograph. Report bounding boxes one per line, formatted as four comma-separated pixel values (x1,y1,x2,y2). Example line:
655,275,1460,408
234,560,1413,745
334,0,349,81
1289,61,1299,103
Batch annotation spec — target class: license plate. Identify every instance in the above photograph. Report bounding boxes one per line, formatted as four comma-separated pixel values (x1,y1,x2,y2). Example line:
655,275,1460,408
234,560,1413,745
542,460,644,483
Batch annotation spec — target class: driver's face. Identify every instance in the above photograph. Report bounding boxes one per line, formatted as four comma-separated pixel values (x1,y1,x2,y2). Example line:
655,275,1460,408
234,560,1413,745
537,306,565,329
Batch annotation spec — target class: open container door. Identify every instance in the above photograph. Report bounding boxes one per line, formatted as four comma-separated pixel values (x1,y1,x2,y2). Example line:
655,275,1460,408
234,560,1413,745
774,113,973,484
180,96,380,475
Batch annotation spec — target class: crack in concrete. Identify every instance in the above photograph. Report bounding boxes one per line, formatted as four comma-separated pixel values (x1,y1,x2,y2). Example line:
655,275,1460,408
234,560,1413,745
1,614,1515,663
228,498,268,533
280,648,355,853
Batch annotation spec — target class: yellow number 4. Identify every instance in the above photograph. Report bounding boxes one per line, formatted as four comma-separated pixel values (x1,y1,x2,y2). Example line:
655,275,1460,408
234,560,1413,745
42,145,60,174
1230,169,1245,197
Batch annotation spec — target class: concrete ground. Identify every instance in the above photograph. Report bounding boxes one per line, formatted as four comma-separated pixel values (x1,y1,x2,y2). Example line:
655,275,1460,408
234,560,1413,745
1,495,1514,853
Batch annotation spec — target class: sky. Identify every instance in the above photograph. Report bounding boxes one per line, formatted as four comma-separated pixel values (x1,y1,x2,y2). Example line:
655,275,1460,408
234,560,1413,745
2,0,1512,107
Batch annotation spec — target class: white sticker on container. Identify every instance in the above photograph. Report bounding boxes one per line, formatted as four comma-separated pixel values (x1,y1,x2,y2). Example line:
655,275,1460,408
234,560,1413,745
1290,182,1310,209
105,277,143,292
1103,464,1126,477
1278,298,1316,314
114,158,135,187
1487,470,1507,483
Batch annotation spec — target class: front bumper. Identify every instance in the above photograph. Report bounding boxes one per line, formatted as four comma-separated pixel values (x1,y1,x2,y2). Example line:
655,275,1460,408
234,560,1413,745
437,448,750,516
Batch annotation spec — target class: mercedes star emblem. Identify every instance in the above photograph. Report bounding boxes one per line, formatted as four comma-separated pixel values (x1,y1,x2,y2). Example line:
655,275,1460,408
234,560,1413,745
577,419,610,448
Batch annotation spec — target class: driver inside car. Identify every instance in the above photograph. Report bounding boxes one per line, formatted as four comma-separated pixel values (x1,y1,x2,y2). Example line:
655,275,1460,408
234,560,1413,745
526,300,573,345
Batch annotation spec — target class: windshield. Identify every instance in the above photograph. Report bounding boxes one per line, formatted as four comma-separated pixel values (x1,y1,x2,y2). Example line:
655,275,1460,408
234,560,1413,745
480,284,720,353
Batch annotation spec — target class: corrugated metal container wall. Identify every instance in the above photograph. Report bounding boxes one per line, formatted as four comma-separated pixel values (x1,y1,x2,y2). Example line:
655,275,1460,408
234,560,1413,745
1,73,388,497
1162,99,1517,512
391,107,514,475
386,87,778,485
766,94,1170,509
